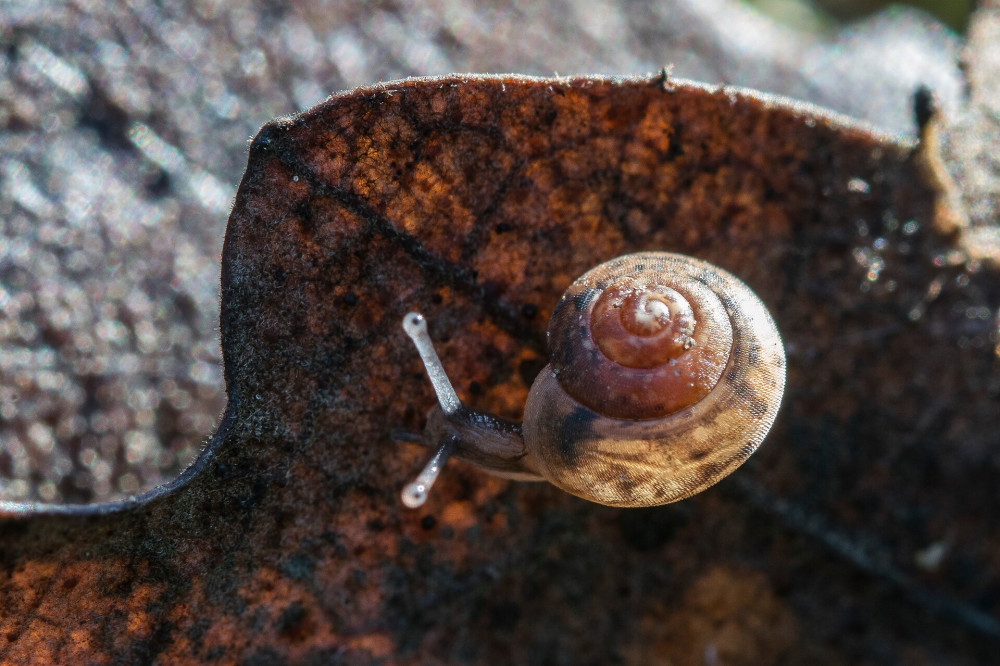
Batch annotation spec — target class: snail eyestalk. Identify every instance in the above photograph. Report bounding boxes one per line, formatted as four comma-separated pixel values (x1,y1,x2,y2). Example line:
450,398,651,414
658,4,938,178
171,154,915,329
401,437,456,508
401,312,464,508
402,312,461,415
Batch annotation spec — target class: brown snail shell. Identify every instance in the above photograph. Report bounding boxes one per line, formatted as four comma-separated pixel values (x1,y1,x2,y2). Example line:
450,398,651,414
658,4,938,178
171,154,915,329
400,252,786,509
523,252,785,507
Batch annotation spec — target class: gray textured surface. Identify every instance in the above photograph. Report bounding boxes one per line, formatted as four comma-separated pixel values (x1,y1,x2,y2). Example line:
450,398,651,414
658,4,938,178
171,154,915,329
0,0,964,503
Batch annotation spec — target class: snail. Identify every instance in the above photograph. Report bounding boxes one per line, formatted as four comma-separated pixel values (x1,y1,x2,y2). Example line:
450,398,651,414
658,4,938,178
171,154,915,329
399,252,786,508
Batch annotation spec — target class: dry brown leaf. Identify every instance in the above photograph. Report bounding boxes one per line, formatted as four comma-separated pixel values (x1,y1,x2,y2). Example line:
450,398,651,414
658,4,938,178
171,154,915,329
1,71,997,664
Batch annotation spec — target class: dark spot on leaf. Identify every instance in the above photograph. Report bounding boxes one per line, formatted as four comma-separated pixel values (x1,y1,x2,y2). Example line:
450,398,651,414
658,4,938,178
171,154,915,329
249,122,279,154
240,647,285,666
488,600,521,631
619,506,688,552
277,602,310,641
666,123,685,161
518,358,546,388
281,554,314,582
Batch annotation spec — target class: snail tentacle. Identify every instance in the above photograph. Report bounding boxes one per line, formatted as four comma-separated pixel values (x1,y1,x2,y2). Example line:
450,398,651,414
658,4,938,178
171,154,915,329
402,312,461,415
400,312,542,507
401,436,456,508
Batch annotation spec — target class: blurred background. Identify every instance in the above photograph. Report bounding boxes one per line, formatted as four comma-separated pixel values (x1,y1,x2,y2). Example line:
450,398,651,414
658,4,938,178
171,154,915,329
0,0,973,504
749,0,973,32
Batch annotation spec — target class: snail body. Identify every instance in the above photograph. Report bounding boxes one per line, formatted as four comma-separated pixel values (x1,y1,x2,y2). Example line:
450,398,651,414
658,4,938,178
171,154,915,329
400,252,785,508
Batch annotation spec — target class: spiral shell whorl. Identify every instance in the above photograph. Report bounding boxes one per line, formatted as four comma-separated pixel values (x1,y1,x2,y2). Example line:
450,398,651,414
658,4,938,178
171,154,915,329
524,252,786,507
547,253,735,420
